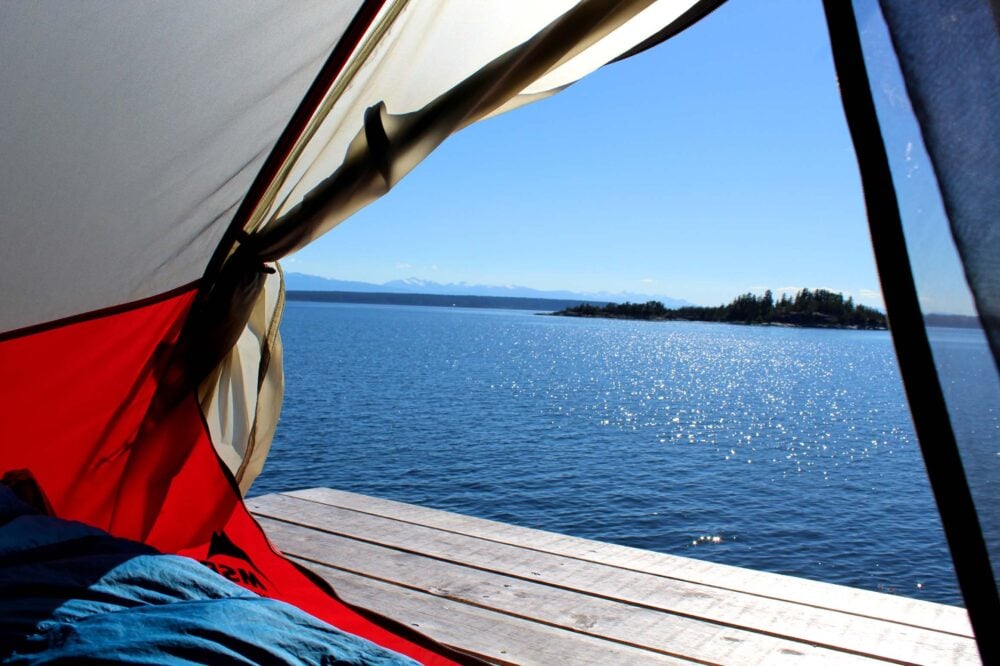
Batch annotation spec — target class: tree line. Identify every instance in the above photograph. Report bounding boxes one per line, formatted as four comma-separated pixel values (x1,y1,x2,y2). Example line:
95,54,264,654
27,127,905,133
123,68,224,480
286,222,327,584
555,288,886,329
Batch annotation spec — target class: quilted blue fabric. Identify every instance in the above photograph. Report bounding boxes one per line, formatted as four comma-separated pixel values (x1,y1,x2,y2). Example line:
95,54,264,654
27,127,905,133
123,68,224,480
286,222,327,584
0,487,415,665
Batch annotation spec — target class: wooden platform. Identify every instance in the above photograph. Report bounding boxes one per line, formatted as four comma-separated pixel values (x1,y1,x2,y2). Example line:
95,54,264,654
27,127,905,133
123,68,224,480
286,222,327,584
248,488,979,665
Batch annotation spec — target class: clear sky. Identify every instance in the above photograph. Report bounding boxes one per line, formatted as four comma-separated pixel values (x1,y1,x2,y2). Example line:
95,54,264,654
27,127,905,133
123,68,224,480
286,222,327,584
286,0,975,313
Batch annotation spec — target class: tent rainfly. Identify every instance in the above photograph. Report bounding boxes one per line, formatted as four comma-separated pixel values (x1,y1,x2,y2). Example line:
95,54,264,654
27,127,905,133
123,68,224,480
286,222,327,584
0,0,997,663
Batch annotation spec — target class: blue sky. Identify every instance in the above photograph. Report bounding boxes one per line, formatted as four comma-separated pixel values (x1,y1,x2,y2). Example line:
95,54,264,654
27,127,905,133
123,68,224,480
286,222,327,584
286,0,974,313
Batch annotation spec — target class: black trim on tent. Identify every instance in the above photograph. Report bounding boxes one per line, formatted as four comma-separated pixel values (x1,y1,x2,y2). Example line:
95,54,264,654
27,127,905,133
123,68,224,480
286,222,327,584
173,0,389,390
202,0,389,292
611,0,727,64
821,0,999,661
0,281,201,343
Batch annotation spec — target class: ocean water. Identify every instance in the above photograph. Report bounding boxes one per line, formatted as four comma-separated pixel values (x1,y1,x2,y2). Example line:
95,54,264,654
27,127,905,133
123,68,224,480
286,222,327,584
251,301,979,605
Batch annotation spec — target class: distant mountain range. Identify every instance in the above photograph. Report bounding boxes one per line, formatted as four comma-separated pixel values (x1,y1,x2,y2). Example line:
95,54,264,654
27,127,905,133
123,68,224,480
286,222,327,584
284,272,692,308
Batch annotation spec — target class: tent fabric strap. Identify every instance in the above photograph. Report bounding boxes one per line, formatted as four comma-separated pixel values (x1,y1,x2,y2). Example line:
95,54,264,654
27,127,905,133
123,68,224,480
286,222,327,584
173,0,664,404
181,0,665,398
178,0,669,394
199,0,389,294
821,0,999,660
179,248,271,392
170,0,736,494
244,0,661,263
151,3,391,475
164,0,685,495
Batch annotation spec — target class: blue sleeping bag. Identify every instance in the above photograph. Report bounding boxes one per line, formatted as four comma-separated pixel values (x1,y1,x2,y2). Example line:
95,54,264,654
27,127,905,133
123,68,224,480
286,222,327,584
0,486,416,665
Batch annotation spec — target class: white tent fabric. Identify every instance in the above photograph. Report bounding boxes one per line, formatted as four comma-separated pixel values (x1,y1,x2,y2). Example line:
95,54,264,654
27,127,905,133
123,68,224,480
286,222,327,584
0,1,362,333
245,0,698,244
206,0,709,487
0,0,710,490
198,266,285,494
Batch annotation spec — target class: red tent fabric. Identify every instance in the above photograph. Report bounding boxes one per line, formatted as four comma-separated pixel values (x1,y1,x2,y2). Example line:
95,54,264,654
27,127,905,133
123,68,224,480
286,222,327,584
0,1,720,661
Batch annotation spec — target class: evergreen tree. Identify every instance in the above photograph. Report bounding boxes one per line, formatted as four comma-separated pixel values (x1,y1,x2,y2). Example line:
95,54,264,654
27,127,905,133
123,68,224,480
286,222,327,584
761,289,774,319
555,288,885,329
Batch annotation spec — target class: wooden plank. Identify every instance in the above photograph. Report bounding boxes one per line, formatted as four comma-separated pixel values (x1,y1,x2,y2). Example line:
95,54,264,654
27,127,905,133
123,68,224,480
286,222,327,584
249,493,979,665
261,517,879,665
301,558,687,666
283,487,972,637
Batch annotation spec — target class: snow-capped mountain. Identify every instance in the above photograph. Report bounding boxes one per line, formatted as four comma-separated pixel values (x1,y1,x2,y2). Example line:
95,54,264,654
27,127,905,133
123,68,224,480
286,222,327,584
284,272,691,307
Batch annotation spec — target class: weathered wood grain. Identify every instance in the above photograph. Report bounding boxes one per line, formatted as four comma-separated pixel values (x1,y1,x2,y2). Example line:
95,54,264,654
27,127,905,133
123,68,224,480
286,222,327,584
283,487,972,637
261,517,879,664
300,558,689,665
248,490,980,665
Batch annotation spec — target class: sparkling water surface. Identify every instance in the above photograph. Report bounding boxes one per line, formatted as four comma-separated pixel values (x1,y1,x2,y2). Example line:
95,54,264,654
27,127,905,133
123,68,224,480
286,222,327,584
252,301,967,605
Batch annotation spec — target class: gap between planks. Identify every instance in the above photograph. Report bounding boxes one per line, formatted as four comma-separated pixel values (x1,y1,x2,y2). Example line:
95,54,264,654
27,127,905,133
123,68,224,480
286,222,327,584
280,487,972,638
248,490,978,665
262,517,881,665
308,558,695,665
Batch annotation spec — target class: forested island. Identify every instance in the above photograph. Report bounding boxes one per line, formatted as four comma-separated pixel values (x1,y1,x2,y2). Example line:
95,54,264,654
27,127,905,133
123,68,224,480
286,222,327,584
553,289,887,329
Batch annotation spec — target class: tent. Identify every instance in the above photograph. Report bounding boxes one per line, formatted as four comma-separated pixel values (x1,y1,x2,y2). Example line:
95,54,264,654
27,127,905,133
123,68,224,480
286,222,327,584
0,0,996,662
